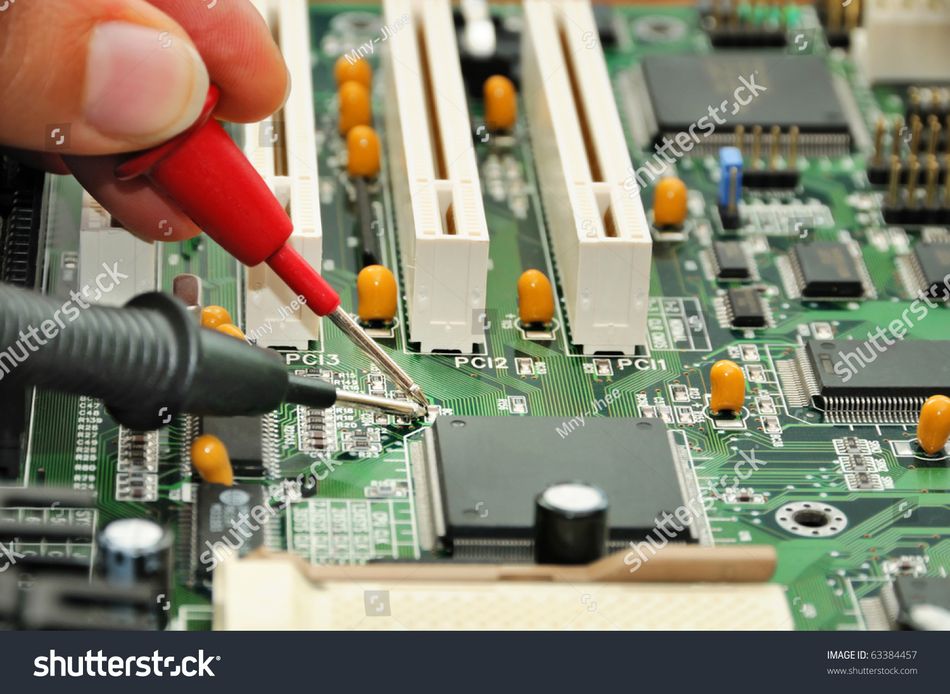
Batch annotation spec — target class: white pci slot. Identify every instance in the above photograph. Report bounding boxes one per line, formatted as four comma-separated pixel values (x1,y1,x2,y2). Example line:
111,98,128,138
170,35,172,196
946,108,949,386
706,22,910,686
383,0,490,353
522,0,652,354
242,0,322,348
853,0,950,84
78,193,158,306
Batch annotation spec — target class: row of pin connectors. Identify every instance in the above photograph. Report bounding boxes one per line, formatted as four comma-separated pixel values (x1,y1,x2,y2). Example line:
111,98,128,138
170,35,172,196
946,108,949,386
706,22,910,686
881,153,950,225
703,0,799,47
817,0,861,47
869,112,948,189
734,124,800,188
906,86,950,122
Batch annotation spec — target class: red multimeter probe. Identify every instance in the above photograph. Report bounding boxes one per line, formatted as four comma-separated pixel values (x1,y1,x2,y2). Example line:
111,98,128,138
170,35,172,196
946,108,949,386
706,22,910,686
115,86,428,409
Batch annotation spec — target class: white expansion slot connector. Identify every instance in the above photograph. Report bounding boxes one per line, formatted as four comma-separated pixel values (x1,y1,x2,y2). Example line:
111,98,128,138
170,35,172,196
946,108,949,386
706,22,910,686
78,193,158,306
383,0,490,353
242,0,322,348
522,0,652,354
853,0,950,84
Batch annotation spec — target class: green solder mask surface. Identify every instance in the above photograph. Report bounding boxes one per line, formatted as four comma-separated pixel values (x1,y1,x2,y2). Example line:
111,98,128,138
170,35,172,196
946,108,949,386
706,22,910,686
22,3,950,631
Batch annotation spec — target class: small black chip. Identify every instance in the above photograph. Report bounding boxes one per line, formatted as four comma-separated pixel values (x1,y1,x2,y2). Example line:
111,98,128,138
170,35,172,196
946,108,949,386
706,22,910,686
793,242,866,299
889,576,950,630
714,241,752,280
425,416,692,555
727,287,767,328
202,415,264,475
194,482,265,580
912,243,950,301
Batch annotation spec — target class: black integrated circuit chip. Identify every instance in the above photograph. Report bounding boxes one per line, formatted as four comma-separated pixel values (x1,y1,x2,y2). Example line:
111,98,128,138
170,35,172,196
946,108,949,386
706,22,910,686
727,287,767,328
202,415,264,475
641,54,851,147
426,416,692,553
194,482,265,581
792,242,866,299
714,240,752,280
889,576,950,630
912,243,950,301
803,339,950,403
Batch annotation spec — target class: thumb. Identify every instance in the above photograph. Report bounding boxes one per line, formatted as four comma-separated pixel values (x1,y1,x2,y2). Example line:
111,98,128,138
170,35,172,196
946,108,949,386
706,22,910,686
0,0,209,155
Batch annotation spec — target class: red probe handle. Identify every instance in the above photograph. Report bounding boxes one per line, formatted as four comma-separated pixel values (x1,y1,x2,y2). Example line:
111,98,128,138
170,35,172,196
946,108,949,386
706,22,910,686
266,244,341,316
115,86,341,316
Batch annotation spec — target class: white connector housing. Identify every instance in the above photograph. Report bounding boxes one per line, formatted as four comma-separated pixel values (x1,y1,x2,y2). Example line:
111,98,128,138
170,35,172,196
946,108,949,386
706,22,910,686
242,0,322,348
522,0,652,354
854,0,950,83
383,0,490,353
79,193,158,306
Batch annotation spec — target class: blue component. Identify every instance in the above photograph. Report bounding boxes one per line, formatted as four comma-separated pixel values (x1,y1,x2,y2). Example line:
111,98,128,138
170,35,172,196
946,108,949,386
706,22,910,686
718,147,744,207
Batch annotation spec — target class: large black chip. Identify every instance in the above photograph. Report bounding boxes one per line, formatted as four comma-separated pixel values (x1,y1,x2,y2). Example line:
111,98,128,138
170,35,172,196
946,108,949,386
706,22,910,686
428,416,692,549
793,242,866,299
641,54,850,136
804,339,950,400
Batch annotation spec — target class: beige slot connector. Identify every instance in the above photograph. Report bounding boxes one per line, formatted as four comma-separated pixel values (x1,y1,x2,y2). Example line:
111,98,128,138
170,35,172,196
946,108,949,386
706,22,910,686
242,0,322,348
213,547,791,630
522,0,652,354
383,0,490,353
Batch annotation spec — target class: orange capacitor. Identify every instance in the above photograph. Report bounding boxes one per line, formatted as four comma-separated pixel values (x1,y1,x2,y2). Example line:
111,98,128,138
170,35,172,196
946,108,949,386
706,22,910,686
653,177,688,227
200,305,231,329
357,265,398,324
517,269,555,325
216,323,247,341
484,75,517,132
191,434,234,486
917,394,950,454
710,359,746,414
338,80,372,135
334,56,372,89
347,125,381,178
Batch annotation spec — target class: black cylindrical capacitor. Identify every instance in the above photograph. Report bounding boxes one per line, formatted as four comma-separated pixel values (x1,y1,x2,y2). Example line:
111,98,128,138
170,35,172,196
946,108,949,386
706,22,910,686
533,481,608,565
99,518,173,585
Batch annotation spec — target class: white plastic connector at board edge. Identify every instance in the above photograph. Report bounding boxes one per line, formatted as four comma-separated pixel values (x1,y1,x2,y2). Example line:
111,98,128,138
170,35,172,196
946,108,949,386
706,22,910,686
853,0,950,84
242,0,322,348
522,0,652,354
383,0,490,353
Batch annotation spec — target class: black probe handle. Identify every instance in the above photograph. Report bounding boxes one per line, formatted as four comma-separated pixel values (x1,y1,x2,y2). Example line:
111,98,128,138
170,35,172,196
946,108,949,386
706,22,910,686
0,284,335,429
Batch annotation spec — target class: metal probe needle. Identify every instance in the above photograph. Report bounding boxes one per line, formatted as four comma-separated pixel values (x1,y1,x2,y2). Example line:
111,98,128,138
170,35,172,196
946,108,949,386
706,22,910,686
285,375,426,419
327,307,430,410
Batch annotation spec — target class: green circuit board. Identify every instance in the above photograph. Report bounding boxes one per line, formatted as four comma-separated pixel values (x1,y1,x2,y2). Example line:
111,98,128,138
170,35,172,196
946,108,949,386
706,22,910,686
15,2,950,631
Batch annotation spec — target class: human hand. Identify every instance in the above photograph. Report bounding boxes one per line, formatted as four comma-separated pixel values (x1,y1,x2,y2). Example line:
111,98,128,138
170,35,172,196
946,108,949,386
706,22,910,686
0,0,289,240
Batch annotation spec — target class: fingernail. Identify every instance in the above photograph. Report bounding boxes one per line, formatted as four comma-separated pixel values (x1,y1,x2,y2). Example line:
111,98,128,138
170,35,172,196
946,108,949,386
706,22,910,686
84,22,210,144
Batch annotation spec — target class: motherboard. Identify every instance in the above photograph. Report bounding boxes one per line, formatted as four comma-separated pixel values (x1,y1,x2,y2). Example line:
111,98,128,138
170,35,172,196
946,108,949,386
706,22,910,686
2,0,950,631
